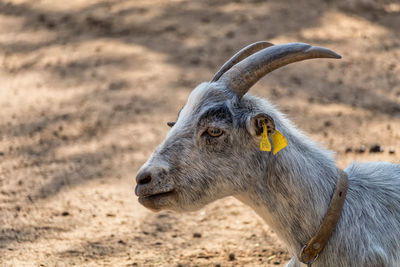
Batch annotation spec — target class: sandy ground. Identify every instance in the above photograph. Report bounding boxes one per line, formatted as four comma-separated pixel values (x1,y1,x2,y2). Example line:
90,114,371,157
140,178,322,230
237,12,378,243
0,0,399,266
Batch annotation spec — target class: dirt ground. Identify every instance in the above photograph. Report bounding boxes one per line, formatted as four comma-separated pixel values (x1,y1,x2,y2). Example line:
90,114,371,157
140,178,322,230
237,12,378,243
0,0,399,266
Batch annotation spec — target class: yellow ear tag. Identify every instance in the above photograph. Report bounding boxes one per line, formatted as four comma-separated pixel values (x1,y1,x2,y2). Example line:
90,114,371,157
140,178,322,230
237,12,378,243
260,123,271,152
272,130,288,155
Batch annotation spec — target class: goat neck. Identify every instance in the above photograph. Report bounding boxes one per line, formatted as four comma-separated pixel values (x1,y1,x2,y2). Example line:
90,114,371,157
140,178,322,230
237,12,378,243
235,106,339,257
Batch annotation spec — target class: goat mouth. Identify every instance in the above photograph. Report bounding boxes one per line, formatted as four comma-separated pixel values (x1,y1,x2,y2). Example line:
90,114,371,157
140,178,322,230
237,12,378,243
138,190,175,200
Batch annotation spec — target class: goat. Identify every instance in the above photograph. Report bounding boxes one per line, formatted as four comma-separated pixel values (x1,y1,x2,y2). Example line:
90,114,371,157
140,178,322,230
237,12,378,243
135,42,400,266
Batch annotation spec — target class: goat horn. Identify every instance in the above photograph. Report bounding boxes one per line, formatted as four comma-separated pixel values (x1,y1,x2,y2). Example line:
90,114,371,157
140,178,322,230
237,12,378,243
217,42,341,98
211,41,274,82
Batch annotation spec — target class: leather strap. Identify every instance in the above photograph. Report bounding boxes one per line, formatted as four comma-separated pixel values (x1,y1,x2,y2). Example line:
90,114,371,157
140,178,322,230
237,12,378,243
298,169,348,265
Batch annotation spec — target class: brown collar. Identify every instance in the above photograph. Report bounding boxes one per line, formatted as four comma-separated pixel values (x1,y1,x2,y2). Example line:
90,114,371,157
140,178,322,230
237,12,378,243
298,169,349,266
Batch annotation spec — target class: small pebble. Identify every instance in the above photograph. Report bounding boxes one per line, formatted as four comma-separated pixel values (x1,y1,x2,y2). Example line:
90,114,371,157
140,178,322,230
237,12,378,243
61,211,70,216
369,144,384,153
164,25,176,32
356,145,366,153
215,264,221,267
190,57,200,65
225,31,235,38
201,17,211,23
229,252,235,261
345,147,352,153
389,147,395,154
193,232,202,238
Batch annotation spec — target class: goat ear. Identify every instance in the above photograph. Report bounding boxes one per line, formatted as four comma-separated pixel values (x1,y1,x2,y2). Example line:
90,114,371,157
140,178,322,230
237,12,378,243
246,113,276,137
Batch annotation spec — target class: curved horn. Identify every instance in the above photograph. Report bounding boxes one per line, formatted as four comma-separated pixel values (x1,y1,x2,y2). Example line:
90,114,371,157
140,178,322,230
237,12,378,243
211,41,274,82
218,42,341,98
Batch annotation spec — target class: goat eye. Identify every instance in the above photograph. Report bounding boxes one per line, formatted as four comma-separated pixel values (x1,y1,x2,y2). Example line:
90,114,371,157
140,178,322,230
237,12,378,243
206,127,223,137
167,122,176,127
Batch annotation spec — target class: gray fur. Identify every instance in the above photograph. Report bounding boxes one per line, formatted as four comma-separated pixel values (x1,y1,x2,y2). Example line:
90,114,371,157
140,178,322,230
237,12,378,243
136,82,400,266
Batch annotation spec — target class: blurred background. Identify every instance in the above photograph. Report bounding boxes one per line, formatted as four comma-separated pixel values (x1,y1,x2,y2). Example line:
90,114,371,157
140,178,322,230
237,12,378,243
0,0,399,266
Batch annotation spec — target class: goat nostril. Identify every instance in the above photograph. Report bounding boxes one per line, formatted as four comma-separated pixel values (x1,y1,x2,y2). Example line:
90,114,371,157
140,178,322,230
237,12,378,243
137,173,152,185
